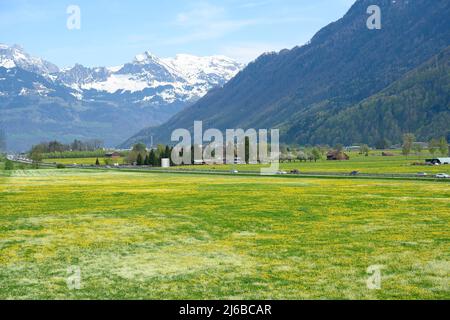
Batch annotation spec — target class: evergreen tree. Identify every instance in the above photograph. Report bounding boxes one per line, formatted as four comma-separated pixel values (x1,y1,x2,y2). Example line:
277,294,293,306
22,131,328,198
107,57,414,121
149,149,156,166
245,137,250,164
4,159,14,170
164,145,171,159
144,154,149,165
136,153,144,166
95,158,100,166
169,147,175,166
375,138,389,150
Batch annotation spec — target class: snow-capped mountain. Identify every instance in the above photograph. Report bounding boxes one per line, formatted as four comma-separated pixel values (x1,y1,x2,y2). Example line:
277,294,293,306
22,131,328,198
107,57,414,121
163,54,242,86
0,43,243,150
57,64,111,88
0,44,59,76
57,50,243,104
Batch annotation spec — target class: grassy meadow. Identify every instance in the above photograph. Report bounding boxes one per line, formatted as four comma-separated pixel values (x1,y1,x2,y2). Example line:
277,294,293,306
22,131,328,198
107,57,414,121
171,151,450,175
43,157,125,166
42,150,450,175
0,169,449,299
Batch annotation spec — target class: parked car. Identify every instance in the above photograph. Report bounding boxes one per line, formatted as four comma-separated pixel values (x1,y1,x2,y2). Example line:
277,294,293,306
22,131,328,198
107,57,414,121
276,171,288,175
416,172,428,177
435,173,450,179
290,169,300,174
231,170,239,174
350,171,359,176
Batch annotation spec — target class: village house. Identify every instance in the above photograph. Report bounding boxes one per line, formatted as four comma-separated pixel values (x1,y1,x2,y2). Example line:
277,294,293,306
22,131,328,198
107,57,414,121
105,152,121,159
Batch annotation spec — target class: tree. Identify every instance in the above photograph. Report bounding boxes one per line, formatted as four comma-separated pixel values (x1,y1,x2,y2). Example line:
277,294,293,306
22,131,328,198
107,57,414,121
95,158,100,166
402,133,415,158
4,159,14,170
132,143,147,153
245,137,250,164
297,151,307,162
149,149,157,166
439,136,449,156
335,144,344,153
30,151,43,164
375,138,390,150
428,138,438,156
144,154,149,166
164,145,171,159
311,148,321,162
136,153,144,166
412,143,423,156
360,144,370,156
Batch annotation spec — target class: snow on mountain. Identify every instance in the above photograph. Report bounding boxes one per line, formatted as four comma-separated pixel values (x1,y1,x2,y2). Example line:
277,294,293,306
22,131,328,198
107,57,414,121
0,44,59,75
57,64,111,89
0,44,244,151
57,51,243,102
163,54,242,86
0,44,243,105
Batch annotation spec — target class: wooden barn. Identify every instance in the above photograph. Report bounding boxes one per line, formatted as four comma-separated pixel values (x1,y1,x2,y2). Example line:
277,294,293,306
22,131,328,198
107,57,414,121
327,151,350,161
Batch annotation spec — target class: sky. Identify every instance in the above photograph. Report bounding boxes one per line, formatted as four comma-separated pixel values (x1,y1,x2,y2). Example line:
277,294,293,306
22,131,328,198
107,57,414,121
0,0,355,68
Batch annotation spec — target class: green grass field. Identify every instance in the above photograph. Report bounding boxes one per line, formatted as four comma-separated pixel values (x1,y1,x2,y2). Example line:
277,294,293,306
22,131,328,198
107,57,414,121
44,157,125,165
0,169,448,299
43,151,450,175
171,152,450,175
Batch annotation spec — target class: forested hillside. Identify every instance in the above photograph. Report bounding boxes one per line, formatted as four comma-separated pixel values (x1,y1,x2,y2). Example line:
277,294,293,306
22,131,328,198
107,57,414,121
122,0,450,147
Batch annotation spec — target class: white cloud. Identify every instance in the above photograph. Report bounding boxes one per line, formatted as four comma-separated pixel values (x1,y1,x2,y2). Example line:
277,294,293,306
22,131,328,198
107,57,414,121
165,2,260,45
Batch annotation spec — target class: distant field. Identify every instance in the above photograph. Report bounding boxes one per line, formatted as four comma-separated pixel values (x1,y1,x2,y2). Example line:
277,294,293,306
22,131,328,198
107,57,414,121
0,169,448,299
44,157,125,165
171,152,450,175
42,151,450,175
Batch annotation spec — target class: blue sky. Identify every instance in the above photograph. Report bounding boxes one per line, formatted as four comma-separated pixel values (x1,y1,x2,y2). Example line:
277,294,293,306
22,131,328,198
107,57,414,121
0,0,355,67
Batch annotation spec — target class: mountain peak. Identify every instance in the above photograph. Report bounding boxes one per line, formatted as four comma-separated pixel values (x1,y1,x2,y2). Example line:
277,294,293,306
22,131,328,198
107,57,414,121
0,43,59,74
134,51,160,64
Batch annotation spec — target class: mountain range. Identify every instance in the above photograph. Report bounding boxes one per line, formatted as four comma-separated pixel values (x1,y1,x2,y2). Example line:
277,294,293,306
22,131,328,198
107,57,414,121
122,0,450,148
0,44,242,151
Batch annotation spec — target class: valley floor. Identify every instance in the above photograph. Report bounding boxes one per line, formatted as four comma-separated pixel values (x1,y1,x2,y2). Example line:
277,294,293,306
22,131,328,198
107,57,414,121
0,169,449,299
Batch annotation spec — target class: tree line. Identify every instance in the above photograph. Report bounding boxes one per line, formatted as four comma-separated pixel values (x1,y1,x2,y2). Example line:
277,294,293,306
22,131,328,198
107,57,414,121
402,134,448,158
122,143,173,166
30,139,104,154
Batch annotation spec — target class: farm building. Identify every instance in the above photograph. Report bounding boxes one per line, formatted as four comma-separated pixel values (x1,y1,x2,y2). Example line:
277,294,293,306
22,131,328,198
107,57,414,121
425,158,450,165
327,151,350,161
382,152,395,157
105,152,121,159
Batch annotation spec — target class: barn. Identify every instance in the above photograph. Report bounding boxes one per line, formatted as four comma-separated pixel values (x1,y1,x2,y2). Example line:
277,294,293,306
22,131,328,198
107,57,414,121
327,151,350,161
